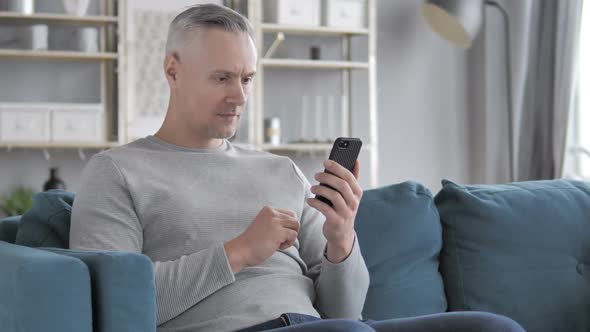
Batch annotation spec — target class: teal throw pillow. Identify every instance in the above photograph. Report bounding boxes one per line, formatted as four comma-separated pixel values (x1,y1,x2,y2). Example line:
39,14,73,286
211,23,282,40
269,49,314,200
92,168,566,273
355,181,447,320
435,179,590,332
15,190,75,248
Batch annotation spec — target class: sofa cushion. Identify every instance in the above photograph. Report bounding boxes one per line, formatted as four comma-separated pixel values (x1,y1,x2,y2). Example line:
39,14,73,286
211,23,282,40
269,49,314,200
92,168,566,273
434,179,590,332
0,216,21,243
355,181,447,320
44,248,157,332
0,241,92,332
15,190,74,248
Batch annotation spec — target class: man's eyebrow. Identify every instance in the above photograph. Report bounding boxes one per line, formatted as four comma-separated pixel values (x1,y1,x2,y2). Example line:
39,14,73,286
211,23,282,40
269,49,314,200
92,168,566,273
210,70,256,77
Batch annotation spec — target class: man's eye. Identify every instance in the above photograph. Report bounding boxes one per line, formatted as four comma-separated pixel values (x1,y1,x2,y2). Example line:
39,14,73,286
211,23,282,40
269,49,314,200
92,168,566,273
243,77,253,84
216,77,228,83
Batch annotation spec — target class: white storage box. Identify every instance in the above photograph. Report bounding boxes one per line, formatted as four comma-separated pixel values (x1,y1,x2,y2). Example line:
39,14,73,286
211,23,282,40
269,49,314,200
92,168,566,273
51,104,103,143
0,103,51,142
264,0,320,26
323,0,366,28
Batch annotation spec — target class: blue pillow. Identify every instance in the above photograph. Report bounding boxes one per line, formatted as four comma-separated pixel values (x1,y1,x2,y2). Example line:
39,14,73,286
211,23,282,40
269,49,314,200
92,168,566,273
15,190,74,248
355,181,447,320
435,179,590,332
44,248,157,332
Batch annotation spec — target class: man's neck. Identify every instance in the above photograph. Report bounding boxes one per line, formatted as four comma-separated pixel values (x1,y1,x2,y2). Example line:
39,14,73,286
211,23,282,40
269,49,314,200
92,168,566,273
156,101,225,149
154,128,223,150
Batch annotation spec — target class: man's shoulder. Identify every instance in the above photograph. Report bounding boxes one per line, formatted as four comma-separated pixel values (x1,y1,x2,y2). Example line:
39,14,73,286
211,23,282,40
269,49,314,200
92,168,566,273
91,138,152,164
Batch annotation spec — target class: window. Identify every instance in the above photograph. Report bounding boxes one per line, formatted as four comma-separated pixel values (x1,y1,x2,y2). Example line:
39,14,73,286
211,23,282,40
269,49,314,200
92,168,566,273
567,0,590,179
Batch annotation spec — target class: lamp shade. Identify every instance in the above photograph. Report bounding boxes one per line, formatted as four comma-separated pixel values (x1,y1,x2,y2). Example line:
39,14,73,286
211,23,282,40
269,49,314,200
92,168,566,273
421,0,484,49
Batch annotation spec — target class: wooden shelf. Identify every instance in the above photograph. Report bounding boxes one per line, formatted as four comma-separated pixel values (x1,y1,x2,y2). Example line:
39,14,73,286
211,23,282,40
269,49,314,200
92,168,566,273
260,23,368,36
0,11,118,25
261,59,369,70
0,49,117,61
0,142,119,149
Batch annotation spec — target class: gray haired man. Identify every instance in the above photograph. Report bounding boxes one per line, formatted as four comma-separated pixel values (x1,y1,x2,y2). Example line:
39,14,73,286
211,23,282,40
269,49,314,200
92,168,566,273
70,4,524,332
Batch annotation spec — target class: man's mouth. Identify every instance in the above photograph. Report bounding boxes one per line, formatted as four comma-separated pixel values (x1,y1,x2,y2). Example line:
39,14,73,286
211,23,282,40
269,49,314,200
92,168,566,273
218,112,240,117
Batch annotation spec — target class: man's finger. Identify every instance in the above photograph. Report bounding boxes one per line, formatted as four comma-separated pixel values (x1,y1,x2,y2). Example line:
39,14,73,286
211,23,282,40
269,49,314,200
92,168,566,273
279,218,300,232
306,197,339,220
353,160,360,180
279,229,298,250
314,172,355,207
274,208,297,218
323,160,362,197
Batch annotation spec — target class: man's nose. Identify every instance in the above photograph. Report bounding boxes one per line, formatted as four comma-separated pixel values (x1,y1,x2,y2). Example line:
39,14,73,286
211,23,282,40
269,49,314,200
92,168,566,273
226,81,247,106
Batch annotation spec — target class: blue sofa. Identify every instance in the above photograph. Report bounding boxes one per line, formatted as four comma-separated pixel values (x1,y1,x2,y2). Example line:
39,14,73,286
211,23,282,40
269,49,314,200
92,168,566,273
1,179,589,331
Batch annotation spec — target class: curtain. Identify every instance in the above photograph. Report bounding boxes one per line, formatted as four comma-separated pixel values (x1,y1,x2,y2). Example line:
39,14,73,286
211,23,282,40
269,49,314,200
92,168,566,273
516,0,583,180
467,0,583,183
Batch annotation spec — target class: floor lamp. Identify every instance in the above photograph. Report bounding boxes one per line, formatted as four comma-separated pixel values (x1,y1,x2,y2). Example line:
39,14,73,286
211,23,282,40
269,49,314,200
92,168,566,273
421,0,515,181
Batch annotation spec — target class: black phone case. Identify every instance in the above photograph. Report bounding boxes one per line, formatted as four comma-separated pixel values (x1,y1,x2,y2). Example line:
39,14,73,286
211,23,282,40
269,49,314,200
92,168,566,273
315,137,363,207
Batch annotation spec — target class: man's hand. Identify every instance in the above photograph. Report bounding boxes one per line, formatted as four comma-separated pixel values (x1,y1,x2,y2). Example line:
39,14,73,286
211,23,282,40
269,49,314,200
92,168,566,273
224,206,300,273
307,160,362,263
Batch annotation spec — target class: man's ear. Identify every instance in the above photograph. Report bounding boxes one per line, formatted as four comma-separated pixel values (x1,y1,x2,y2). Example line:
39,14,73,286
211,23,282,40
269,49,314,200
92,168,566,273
164,52,180,85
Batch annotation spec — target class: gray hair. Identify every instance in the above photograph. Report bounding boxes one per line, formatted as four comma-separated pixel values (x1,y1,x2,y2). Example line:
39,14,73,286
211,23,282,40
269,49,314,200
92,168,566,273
165,3,254,55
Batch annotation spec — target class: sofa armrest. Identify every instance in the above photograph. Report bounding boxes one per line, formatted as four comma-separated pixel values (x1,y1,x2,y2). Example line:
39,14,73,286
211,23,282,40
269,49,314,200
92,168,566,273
0,216,21,243
45,248,157,332
0,241,92,332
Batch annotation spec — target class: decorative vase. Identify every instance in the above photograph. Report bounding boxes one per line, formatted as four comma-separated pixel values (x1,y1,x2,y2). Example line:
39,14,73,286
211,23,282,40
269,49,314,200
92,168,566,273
9,0,34,14
43,167,66,191
61,0,90,16
78,27,98,52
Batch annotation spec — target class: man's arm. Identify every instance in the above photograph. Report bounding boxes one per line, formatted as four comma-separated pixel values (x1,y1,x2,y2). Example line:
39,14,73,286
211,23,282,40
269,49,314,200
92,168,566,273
69,155,235,325
291,162,369,319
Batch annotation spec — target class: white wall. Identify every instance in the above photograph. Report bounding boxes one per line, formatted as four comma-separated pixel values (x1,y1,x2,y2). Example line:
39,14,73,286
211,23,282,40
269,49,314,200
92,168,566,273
375,0,471,191
0,0,474,197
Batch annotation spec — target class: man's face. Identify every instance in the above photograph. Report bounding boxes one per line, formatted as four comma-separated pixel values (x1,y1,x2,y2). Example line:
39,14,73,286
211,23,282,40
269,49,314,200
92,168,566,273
166,28,257,141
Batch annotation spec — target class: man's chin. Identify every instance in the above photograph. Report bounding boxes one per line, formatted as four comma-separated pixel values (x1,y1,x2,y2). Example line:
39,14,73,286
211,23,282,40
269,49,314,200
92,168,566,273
212,128,238,140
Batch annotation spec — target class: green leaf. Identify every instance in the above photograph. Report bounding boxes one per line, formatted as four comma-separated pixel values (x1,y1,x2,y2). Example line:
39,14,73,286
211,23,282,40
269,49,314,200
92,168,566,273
0,187,35,216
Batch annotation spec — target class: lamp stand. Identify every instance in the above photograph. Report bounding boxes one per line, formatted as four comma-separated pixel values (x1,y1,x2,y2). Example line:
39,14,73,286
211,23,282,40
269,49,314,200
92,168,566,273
486,0,515,182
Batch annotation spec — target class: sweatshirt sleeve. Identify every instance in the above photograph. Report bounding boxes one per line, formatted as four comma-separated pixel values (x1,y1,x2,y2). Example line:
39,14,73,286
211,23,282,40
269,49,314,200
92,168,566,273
69,155,236,325
290,162,370,319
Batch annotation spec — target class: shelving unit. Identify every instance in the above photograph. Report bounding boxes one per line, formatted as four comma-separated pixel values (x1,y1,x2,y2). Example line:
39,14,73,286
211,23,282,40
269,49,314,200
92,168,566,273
0,11,118,25
0,0,123,149
0,49,117,61
246,0,378,187
0,1,379,188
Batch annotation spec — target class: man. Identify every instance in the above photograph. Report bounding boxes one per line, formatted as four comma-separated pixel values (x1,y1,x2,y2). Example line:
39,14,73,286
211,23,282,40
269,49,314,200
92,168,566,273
70,4,523,332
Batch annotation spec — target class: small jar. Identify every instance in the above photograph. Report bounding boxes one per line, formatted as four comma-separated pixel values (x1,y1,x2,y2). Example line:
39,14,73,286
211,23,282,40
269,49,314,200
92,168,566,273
264,117,281,146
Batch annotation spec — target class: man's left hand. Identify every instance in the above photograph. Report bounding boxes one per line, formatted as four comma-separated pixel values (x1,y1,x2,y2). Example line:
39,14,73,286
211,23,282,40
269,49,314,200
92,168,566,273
307,159,362,263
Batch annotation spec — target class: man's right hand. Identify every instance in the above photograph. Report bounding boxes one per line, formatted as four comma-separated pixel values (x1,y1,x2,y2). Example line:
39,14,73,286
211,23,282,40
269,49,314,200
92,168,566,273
224,206,300,273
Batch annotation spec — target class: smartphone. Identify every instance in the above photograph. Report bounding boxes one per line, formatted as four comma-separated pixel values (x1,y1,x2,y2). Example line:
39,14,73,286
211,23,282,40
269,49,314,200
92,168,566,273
315,137,363,207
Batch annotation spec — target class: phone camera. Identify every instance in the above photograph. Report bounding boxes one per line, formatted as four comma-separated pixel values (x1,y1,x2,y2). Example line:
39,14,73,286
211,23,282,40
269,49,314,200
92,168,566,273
338,141,350,148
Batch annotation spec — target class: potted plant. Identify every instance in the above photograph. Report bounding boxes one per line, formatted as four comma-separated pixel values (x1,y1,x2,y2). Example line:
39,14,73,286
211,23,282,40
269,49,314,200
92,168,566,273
0,187,35,217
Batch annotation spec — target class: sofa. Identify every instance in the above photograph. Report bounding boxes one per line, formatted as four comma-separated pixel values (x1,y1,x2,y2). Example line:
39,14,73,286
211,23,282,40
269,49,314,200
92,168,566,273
1,179,589,331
